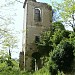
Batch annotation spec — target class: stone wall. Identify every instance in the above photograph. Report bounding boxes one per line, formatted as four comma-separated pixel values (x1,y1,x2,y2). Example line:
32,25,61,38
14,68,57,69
22,0,52,71
19,52,24,70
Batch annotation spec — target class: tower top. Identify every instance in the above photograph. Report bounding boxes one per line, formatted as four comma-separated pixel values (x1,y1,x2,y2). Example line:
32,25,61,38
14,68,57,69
23,0,36,8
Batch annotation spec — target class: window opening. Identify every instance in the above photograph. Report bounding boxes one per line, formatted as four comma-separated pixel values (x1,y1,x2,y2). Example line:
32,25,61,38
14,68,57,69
35,36,40,43
34,8,41,22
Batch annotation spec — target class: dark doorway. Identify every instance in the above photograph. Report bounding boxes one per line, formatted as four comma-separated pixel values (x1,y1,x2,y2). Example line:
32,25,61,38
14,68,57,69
32,52,41,71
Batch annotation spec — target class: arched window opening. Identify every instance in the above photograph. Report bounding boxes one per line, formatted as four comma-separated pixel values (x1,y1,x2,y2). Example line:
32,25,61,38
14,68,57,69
34,8,41,22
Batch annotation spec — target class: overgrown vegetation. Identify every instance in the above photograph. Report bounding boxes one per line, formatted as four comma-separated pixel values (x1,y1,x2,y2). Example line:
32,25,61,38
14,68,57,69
0,0,75,75
36,22,75,74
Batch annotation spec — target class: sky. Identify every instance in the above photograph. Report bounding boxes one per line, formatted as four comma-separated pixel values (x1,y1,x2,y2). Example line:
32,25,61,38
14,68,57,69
1,0,70,59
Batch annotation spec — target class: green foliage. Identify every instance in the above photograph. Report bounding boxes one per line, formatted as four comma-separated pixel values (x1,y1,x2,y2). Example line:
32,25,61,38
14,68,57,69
51,29,64,45
52,22,65,31
0,66,65,75
2,33,18,49
33,66,65,75
0,31,18,60
51,41,74,72
33,67,50,75
37,22,65,56
0,50,32,75
0,0,19,60
37,30,53,56
0,66,32,75
0,50,19,72
51,0,75,28
36,21,75,74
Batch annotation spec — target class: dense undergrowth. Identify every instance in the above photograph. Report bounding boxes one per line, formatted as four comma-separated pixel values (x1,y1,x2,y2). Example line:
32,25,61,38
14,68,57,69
0,66,65,75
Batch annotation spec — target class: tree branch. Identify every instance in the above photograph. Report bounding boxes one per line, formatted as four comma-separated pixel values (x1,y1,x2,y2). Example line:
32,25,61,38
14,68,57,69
15,0,23,3
68,20,74,27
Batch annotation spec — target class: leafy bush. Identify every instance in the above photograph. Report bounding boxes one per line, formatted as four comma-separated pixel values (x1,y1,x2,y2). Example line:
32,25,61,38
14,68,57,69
33,66,65,75
33,67,50,75
36,22,75,74
51,41,74,72
52,22,65,32
0,66,32,75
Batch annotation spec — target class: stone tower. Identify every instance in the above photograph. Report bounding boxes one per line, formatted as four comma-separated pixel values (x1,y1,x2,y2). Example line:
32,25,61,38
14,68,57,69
20,0,52,71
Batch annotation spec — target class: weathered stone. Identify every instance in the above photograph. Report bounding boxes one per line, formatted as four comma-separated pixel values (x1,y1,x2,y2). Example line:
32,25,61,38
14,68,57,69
20,0,52,71
19,52,24,70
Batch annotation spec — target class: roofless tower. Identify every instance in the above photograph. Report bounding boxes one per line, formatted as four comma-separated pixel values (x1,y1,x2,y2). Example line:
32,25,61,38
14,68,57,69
19,0,52,71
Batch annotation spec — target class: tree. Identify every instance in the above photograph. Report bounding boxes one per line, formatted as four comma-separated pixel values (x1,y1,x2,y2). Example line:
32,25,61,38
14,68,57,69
0,0,20,54
0,0,21,69
52,22,65,31
0,50,8,63
51,41,74,72
37,22,65,56
37,30,53,56
51,0,75,30
36,22,75,74
0,0,14,44
1,32,18,66
2,32,18,58
0,0,23,40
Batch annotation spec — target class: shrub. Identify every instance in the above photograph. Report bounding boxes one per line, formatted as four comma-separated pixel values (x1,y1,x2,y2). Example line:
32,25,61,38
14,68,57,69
33,67,50,75
51,41,74,72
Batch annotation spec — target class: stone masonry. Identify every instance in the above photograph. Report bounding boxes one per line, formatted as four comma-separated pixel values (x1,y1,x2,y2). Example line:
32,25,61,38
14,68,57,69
20,0,52,71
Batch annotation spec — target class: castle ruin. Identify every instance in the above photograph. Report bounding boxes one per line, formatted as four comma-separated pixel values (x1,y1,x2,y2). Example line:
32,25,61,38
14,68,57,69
19,0,52,71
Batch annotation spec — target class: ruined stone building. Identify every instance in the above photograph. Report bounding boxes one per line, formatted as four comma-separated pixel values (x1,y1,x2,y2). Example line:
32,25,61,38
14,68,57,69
19,0,52,71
